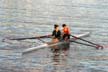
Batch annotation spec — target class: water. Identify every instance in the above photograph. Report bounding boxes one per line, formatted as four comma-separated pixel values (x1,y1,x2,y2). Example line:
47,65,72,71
0,0,108,72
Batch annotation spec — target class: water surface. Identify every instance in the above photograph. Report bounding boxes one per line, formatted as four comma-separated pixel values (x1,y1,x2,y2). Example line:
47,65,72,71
0,0,108,72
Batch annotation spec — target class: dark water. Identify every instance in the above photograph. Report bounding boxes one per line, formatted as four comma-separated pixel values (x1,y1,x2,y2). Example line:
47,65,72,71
0,0,108,72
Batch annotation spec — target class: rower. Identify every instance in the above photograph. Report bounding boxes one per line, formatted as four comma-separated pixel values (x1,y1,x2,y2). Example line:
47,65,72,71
52,24,61,43
62,24,71,40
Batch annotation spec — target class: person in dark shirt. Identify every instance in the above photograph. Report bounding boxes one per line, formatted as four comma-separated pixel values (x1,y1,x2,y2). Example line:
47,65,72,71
52,24,61,42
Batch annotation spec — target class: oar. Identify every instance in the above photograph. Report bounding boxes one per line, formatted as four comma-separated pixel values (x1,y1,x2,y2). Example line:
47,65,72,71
6,34,51,40
70,35,103,49
22,36,48,54
37,38,46,43
70,40,102,49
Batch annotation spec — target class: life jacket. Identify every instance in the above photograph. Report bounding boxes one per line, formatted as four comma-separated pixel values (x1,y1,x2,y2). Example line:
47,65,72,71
63,27,70,34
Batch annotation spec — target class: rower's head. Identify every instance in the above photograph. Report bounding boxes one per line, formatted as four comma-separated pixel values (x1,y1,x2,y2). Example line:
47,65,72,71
62,24,66,27
54,24,58,28
54,24,59,31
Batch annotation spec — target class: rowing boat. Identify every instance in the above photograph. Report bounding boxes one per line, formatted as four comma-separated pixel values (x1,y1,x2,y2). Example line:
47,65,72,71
22,32,90,54
23,32,90,54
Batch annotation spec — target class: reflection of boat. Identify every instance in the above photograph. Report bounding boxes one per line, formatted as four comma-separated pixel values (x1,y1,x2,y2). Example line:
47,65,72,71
23,32,90,54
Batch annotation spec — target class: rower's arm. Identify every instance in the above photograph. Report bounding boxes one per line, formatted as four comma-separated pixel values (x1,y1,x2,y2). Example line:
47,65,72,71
62,29,64,35
52,30,55,38
52,30,54,36
68,27,71,34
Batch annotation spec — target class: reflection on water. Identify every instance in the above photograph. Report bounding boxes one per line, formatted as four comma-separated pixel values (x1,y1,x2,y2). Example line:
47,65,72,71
49,45,70,72
51,43,70,63
0,0,108,72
